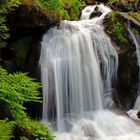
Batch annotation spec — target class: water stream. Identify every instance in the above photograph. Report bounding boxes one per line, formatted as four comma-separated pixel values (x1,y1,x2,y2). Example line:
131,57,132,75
40,4,140,140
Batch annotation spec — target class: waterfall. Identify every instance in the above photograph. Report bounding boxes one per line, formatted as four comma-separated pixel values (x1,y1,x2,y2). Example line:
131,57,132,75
40,4,140,140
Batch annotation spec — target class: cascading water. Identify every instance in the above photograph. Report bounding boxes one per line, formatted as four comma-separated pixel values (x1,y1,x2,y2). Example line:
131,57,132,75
40,4,140,140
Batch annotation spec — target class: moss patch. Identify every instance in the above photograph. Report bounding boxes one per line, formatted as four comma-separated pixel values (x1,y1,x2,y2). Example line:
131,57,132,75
104,12,128,44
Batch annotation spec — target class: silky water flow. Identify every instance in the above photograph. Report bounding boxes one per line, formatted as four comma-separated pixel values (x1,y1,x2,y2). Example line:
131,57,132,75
40,4,140,140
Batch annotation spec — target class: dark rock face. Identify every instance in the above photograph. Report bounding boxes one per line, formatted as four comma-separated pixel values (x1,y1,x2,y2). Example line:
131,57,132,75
2,1,60,75
137,110,140,119
90,6,102,18
104,12,140,110
0,2,60,119
7,3,59,39
108,0,140,12
84,0,96,5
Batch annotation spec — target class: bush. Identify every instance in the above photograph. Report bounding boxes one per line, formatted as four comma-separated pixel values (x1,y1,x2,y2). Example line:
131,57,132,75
0,120,15,140
0,68,41,119
16,118,53,140
0,68,53,140
38,0,81,20
0,0,20,48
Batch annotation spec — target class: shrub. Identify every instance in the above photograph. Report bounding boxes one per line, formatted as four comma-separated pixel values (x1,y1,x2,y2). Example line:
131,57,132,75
0,0,20,48
0,120,15,140
0,67,41,119
16,118,53,140
0,68,53,140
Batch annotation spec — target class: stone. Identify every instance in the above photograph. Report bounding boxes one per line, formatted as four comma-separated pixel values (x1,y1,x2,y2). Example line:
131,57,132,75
103,12,140,109
137,110,140,119
90,6,102,19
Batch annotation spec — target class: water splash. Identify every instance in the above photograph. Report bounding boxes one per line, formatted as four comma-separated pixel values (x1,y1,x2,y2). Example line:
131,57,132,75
55,110,140,140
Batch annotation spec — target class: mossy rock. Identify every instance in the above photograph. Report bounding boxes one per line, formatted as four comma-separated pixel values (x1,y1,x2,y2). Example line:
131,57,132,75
107,0,140,12
103,10,140,110
7,1,59,38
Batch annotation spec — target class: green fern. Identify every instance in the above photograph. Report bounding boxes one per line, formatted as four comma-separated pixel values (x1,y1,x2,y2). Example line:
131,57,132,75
0,120,15,140
0,67,41,119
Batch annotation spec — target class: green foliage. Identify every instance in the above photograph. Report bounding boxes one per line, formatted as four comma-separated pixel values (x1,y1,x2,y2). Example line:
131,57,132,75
0,68,53,139
0,120,15,140
37,0,81,20
0,0,20,48
114,23,128,43
11,36,33,66
0,67,41,119
17,118,53,140
65,0,81,20
108,12,128,43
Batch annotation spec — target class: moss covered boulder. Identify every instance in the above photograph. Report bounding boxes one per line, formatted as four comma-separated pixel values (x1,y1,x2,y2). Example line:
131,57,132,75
104,11,140,109
7,0,59,38
107,0,140,12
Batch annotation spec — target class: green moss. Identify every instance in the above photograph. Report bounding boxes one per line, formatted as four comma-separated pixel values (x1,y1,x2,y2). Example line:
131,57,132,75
26,0,82,20
0,0,20,48
107,12,128,43
114,23,128,43
11,36,33,66
16,118,53,140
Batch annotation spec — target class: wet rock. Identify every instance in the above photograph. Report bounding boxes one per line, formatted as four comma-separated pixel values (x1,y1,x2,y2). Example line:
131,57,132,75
104,12,140,110
90,6,102,19
108,0,140,12
84,0,96,5
7,3,59,39
137,110,140,119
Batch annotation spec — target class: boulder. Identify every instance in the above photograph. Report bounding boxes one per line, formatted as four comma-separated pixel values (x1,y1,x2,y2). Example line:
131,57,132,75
108,0,140,12
104,12,140,109
137,110,140,119
7,2,59,39
89,6,102,19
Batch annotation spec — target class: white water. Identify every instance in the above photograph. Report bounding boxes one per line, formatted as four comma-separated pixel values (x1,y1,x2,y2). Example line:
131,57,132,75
40,4,140,140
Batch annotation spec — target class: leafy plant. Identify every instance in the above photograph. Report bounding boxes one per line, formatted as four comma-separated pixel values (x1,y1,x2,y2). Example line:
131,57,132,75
106,12,128,43
11,36,33,67
37,0,81,20
17,118,53,140
0,68,53,139
0,0,20,48
0,119,15,140
114,23,128,43
0,67,41,119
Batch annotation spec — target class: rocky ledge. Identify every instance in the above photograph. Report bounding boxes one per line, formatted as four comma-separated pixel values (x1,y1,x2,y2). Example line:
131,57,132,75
7,1,59,38
104,11,140,110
